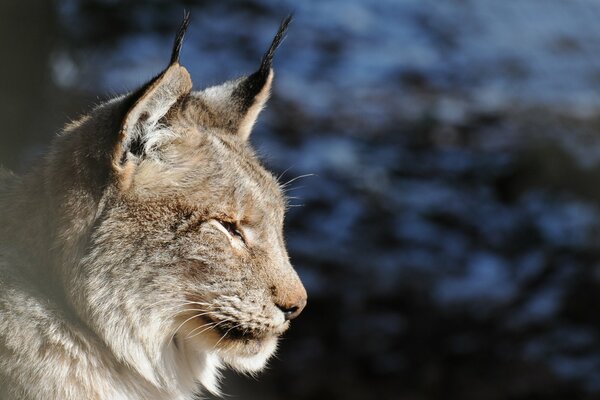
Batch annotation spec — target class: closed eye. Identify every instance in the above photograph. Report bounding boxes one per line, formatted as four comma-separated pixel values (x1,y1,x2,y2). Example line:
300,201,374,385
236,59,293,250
217,220,245,243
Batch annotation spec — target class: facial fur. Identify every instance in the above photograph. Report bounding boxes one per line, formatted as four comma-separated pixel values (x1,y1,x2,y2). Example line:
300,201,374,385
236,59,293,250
78,117,303,386
0,14,306,399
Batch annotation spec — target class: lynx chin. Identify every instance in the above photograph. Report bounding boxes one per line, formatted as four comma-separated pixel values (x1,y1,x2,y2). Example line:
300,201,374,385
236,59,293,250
0,14,307,400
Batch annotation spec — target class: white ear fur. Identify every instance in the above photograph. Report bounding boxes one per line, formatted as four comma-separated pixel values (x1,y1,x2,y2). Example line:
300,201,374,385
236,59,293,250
197,69,273,141
115,64,192,166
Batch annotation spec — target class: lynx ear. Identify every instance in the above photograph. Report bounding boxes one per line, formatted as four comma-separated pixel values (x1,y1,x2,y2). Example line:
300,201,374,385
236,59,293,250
115,12,193,167
192,15,292,141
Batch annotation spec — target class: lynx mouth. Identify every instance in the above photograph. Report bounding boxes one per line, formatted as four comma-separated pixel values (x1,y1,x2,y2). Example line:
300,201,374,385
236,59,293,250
203,316,271,342
184,314,282,372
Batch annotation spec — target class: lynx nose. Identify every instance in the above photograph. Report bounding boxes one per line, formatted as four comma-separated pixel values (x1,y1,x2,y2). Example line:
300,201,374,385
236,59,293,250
277,298,307,321
271,261,308,321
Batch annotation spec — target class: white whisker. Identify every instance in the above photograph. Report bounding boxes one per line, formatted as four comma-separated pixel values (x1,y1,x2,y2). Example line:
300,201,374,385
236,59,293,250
184,321,218,340
186,319,231,340
282,185,306,193
169,311,216,344
280,174,315,189
213,322,245,350
141,298,189,311
276,165,295,183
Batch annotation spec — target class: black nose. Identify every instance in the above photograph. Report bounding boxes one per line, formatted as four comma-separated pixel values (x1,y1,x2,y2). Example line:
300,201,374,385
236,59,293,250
277,298,307,321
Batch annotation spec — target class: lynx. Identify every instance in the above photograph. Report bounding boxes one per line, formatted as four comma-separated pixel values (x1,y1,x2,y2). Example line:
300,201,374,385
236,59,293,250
0,14,307,400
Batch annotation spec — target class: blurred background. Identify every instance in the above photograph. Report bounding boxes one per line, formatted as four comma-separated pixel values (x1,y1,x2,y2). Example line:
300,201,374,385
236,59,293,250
1,1,600,399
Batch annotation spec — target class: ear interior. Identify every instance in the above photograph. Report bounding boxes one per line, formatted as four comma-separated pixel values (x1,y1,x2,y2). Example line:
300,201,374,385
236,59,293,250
194,69,273,141
114,12,193,169
115,64,192,168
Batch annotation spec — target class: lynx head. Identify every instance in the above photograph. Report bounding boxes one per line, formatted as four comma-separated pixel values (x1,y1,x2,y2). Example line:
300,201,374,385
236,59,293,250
48,14,306,394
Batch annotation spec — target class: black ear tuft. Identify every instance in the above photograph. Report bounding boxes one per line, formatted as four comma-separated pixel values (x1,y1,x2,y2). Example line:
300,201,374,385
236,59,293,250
190,15,292,140
170,10,191,65
259,14,293,75
235,15,292,110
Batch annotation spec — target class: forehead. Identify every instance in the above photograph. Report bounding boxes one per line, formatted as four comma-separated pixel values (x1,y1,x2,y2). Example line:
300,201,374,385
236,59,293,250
204,132,285,212
133,128,286,218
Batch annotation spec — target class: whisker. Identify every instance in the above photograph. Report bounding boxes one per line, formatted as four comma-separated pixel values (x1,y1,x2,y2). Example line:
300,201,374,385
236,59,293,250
186,319,231,340
186,314,237,337
183,320,218,339
141,298,189,311
169,311,216,344
182,300,213,307
280,174,315,189
282,185,306,193
212,322,245,350
276,165,295,184
185,321,219,339
142,299,213,314
145,303,204,318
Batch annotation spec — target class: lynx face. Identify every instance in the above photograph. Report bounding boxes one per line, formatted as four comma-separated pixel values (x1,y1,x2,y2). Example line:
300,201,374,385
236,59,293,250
54,16,306,393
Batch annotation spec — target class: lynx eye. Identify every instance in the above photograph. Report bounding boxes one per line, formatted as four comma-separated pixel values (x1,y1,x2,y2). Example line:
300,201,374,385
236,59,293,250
217,220,245,243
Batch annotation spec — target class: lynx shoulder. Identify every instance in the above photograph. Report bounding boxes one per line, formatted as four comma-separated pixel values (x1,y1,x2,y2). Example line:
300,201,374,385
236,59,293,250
0,14,306,400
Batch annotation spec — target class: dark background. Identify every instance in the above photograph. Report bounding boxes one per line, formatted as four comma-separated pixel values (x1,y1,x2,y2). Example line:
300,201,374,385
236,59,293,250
1,1,600,399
